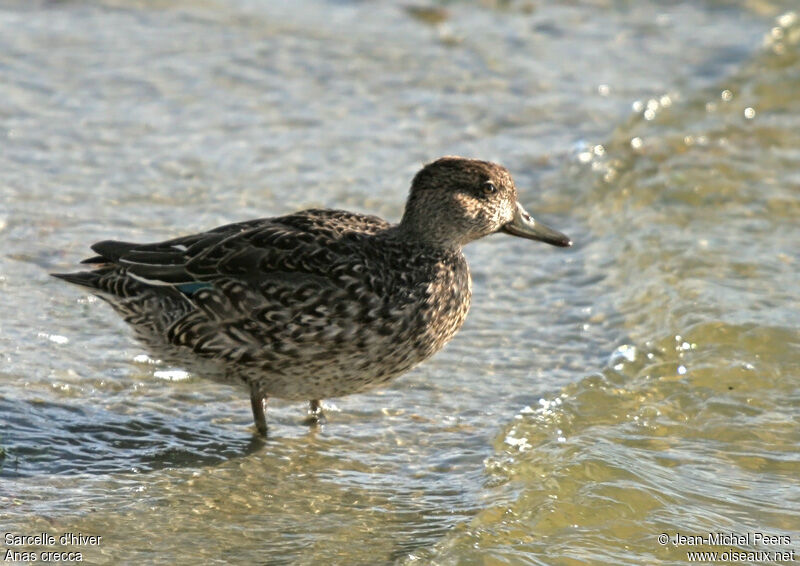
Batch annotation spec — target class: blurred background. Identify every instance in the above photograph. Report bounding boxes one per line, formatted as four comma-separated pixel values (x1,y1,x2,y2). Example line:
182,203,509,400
1,0,798,564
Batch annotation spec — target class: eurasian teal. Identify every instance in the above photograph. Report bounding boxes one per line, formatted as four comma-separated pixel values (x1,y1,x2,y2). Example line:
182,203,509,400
53,157,571,435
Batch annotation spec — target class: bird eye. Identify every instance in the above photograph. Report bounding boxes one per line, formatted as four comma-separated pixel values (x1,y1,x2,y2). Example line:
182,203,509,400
482,181,498,196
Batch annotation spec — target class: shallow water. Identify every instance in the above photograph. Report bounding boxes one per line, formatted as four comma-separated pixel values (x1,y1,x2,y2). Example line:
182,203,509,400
1,1,798,564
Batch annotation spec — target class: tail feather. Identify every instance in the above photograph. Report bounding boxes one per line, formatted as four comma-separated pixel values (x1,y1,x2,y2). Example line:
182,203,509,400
90,240,143,262
50,271,103,290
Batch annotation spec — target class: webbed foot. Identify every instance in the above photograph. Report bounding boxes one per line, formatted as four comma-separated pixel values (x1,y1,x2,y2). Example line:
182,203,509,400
302,399,325,426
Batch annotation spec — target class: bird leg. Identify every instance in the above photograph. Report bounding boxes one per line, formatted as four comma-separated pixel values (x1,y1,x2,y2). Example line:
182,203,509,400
303,399,325,426
249,383,268,437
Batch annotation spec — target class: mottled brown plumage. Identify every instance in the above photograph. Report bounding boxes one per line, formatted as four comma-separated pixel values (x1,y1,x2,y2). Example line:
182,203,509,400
53,156,571,435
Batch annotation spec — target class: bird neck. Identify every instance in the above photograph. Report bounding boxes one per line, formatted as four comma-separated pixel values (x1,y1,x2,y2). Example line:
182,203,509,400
391,219,464,253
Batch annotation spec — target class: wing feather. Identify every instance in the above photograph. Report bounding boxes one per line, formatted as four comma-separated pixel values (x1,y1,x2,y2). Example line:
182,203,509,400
81,209,390,289
68,210,399,363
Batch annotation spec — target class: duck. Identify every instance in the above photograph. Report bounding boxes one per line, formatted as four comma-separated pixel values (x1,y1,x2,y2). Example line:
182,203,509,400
52,156,571,436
